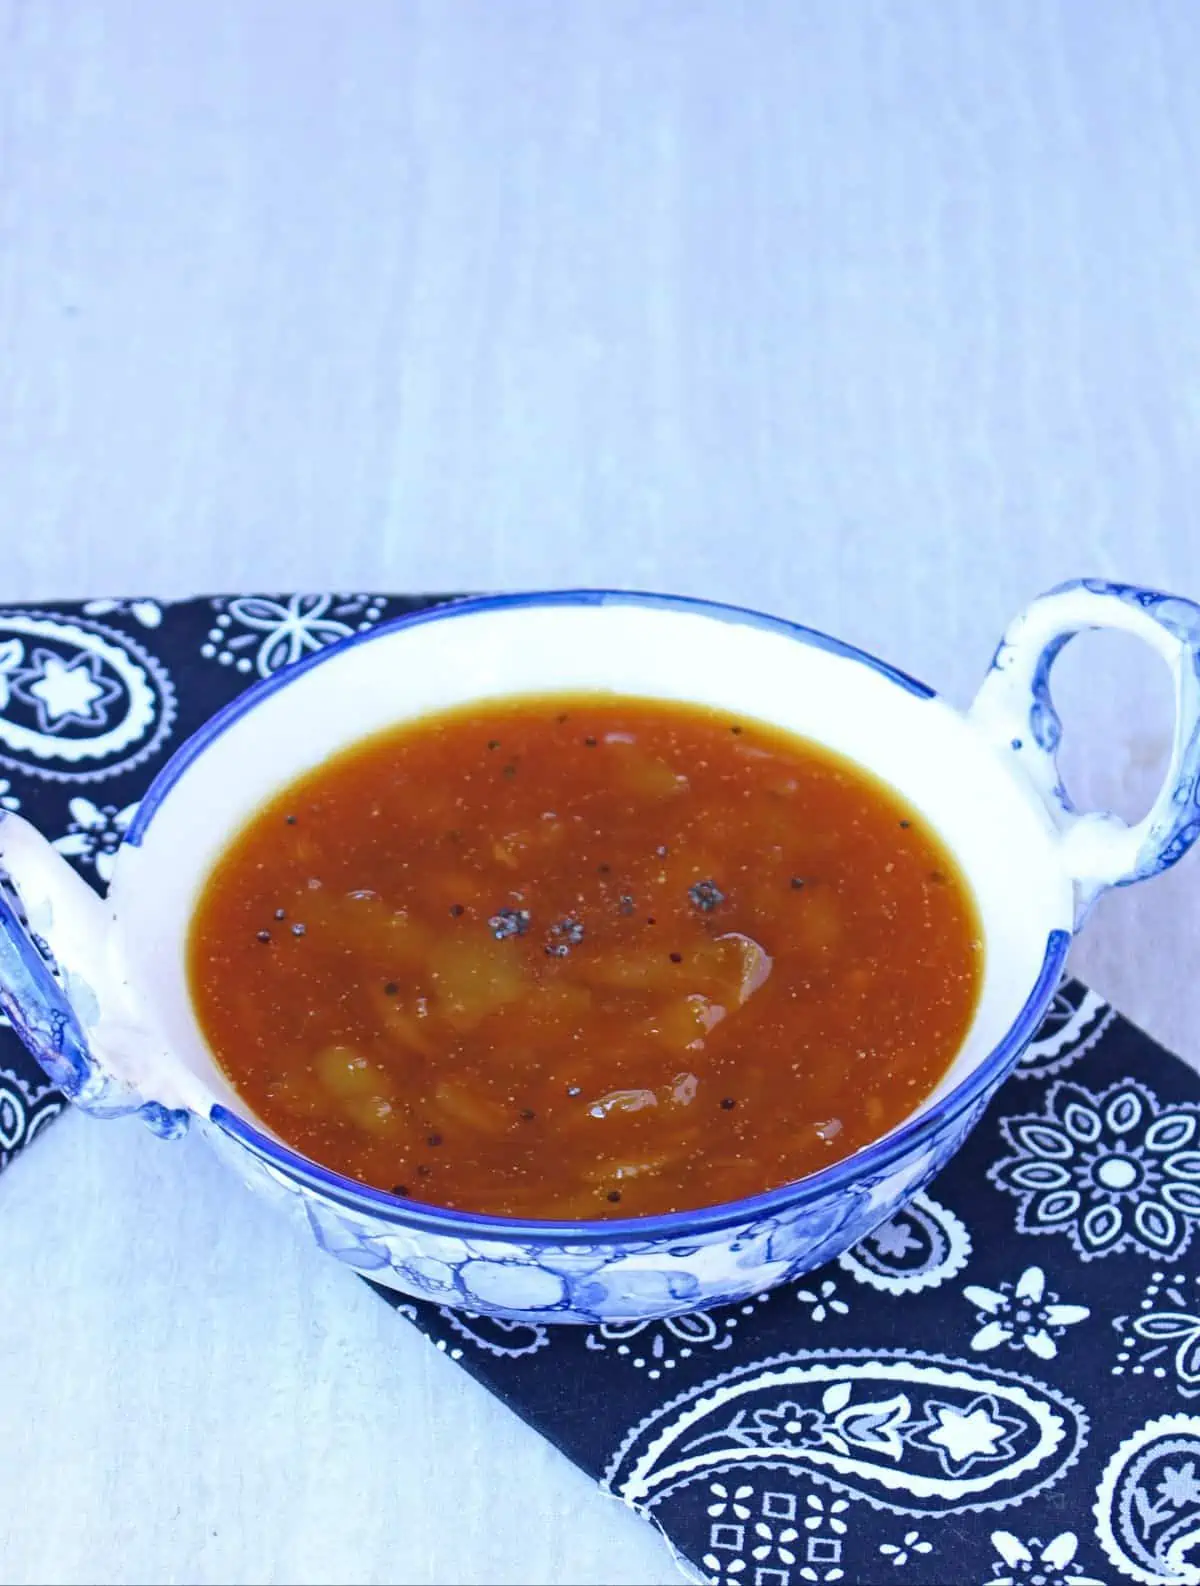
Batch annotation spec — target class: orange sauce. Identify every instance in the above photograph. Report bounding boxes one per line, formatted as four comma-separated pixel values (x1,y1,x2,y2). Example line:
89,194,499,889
188,695,982,1219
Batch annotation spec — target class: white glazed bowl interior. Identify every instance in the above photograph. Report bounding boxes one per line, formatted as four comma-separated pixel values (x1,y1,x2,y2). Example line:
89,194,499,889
111,593,1073,1209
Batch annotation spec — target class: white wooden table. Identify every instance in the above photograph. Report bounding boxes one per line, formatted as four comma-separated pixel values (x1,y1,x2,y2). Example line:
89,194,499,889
2,3,1199,1581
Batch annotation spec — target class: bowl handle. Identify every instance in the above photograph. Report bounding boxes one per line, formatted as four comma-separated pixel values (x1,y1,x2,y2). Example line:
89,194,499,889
0,811,188,1137
969,578,1200,921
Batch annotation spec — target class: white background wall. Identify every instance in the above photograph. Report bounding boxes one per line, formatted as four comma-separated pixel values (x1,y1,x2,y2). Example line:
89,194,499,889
2,3,1199,1582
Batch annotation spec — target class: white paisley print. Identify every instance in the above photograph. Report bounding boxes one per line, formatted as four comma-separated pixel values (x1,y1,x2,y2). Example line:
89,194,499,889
1095,1413,1200,1583
839,1191,972,1296
989,1078,1200,1261
605,1351,1088,1515
0,611,175,781
1015,985,1116,1083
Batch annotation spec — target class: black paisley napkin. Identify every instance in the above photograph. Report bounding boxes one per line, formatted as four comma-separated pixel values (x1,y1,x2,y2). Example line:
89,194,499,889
2,595,1198,1586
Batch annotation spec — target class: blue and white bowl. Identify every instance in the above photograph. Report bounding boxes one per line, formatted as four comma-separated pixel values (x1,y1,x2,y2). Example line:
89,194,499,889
1,580,1197,1324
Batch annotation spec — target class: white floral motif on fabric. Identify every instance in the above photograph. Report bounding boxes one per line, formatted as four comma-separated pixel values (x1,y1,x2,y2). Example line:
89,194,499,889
52,798,140,883
202,594,388,677
989,1078,1200,1261
797,1492,849,1581
986,1529,1105,1585
701,1479,756,1583
1114,1271,1200,1398
907,1393,1026,1476
9,648,124,731
795,1279,849,1323
965,1266,1090,1362
878,1528,933,1568
700,1484,843,1586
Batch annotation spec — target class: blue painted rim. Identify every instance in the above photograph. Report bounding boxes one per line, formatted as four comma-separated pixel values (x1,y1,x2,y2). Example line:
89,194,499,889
125,586,1061,1245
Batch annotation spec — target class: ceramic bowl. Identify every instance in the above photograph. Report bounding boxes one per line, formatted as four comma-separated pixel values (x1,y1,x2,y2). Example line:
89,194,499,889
1,580,1197,1324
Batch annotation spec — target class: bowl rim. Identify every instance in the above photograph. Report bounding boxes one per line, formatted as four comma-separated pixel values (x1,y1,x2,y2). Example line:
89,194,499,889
132,588,1071,1245
126,587,934,846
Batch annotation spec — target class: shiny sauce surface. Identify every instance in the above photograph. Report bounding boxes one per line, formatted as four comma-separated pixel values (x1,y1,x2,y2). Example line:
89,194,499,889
188,696,983,1219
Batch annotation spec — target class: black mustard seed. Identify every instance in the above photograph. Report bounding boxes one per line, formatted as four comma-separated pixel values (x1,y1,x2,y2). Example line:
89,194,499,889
689,879,725,912
489,907,531,940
